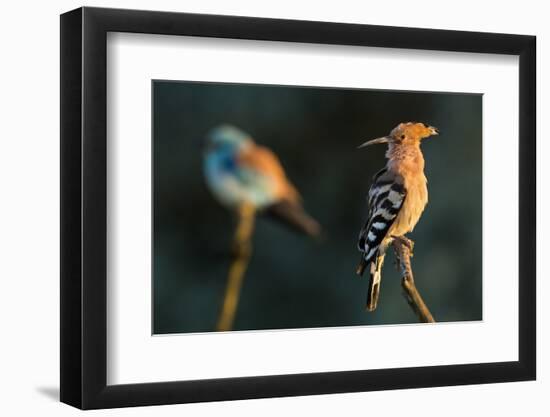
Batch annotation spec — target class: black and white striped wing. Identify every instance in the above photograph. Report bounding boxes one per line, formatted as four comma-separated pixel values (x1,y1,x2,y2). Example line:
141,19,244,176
358,172,406,264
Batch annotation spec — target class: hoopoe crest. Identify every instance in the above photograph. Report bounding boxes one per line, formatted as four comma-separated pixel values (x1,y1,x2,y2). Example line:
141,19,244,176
357,122,439,311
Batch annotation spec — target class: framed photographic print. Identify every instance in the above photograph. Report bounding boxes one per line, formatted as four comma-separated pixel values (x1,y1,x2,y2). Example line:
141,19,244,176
60,6,536,409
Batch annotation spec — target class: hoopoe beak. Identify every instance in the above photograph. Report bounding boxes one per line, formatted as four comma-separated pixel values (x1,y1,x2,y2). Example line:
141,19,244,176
357,136,390,148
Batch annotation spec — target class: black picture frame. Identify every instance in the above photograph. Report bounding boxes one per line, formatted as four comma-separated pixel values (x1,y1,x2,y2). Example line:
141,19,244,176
60,6,536,410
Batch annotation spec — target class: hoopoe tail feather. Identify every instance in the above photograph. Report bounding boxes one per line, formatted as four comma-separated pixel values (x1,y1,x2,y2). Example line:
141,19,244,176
366,253,385,311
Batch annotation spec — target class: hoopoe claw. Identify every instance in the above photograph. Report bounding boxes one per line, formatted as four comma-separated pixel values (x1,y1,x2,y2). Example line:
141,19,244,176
393,235,414,254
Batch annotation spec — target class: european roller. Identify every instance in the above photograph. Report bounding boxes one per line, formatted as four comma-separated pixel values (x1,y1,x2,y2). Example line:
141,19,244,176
204,125,321,237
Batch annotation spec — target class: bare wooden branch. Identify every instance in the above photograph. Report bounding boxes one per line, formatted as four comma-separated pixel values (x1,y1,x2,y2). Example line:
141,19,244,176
392,237,435,323
216,202,256,332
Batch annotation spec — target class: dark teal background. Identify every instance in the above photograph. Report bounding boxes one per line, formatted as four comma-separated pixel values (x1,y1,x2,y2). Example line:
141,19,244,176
153,81,482,334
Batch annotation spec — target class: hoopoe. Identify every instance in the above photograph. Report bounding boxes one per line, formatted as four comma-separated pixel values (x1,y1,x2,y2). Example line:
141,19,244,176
356,122,439,311
204,125,321,237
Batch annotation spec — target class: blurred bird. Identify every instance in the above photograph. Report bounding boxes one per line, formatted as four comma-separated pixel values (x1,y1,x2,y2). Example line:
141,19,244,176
204,125,321,237
356,122,439,311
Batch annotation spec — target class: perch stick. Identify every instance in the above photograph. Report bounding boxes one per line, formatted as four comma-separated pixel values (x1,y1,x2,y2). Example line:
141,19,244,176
392,237,435,323
216,202,256,332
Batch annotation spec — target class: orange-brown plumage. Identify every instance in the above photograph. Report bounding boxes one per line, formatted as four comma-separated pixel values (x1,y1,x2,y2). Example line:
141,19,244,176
237,144,300,205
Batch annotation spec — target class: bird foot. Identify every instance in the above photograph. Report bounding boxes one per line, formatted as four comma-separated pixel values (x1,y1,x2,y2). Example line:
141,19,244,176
392,235,414,254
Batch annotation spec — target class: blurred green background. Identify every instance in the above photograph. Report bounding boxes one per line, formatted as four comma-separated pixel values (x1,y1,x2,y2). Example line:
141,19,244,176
153,80,482,334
